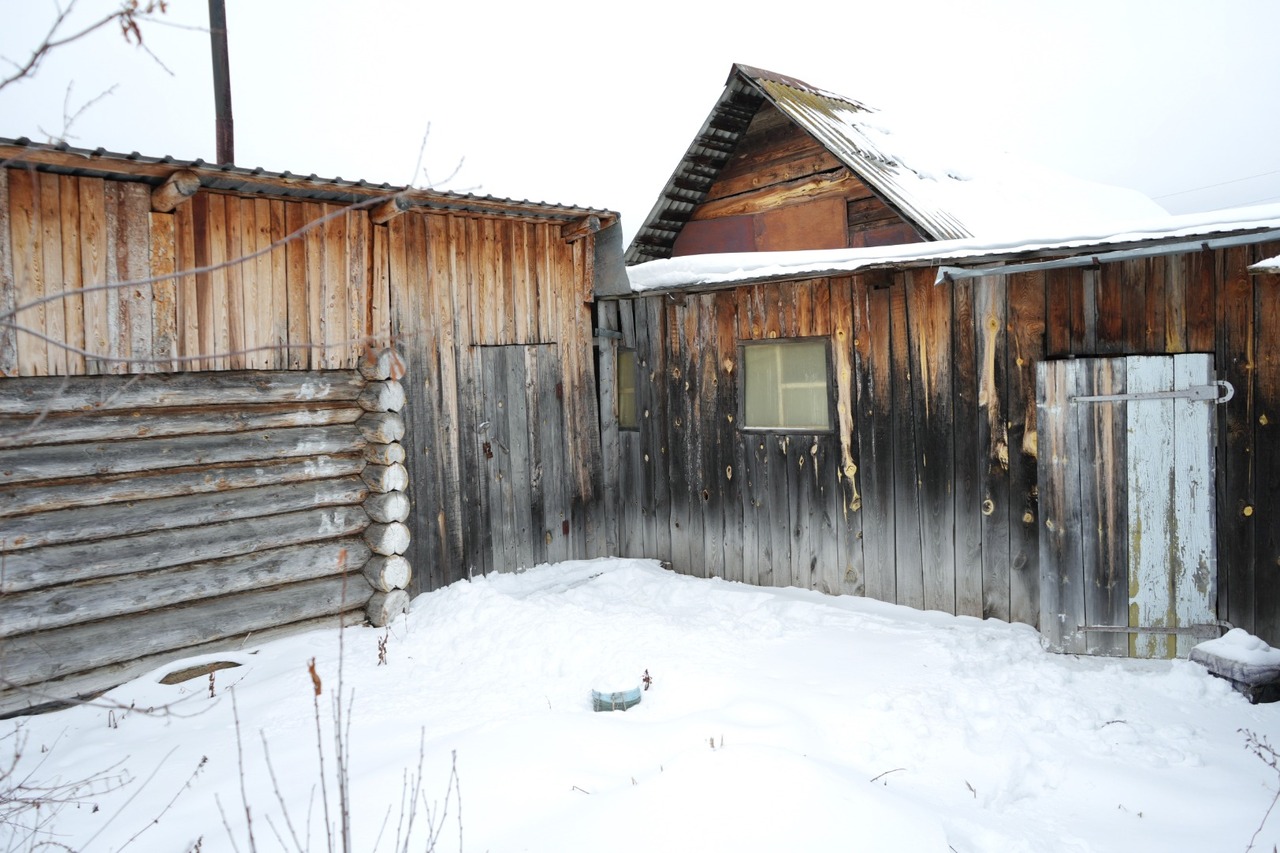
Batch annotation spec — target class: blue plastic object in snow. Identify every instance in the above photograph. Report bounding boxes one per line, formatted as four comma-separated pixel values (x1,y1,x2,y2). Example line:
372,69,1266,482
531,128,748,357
592,686,642,712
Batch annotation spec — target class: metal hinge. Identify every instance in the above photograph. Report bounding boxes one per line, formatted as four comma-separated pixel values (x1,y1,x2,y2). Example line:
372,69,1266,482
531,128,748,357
1071,380,1234,405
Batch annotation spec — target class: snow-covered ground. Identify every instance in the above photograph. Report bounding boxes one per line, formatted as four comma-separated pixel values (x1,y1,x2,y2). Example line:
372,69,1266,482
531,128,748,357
5,558,1279,852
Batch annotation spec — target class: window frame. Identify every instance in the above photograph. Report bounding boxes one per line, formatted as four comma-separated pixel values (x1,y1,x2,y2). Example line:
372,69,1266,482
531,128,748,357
737,337,835,434
616,346,639,431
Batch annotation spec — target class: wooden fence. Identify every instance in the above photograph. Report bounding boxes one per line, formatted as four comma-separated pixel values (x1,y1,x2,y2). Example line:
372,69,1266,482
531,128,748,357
0,356,410,716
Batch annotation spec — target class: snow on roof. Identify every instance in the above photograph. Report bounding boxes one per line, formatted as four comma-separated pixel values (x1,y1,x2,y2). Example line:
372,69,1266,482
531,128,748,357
1251,253,1280,272
626,202,1280,292
749,69,1169,242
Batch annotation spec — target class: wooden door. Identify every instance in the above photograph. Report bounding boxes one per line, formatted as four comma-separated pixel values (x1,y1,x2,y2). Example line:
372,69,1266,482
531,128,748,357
474,344,571,574
1037,354,1222,658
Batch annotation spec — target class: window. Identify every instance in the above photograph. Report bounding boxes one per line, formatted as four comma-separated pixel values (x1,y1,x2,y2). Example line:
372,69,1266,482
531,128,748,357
741,339,832,431
617,348,638,430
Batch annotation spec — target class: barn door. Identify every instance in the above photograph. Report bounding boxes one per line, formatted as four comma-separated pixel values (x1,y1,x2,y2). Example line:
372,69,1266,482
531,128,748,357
474,344,571,574
1037,354,1226,658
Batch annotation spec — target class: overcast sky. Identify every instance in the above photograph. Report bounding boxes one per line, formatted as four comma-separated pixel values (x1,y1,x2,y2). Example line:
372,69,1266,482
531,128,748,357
2,0,1278,243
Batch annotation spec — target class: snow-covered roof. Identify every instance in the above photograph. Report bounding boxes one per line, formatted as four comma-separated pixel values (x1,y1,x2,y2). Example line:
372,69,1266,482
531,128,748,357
625,64,1166,265
627,202,1280,292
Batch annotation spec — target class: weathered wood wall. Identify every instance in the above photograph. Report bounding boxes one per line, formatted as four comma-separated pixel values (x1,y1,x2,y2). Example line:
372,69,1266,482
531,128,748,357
386,214,606,592
669,103,925,257
0,368,401,716
600,240,1280,646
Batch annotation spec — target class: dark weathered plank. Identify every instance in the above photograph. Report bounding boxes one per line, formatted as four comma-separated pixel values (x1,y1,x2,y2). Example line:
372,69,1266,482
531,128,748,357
666,299,693,574
908,268,956,613
1036,359,1086,653
1217,247,1256,633
1077,359,1128,656
714,291,743,581
1007,272,1045,627
889,277,924,610
852,273,895,603
1253,242,1280,644
952,276,984,617
0,168,16,374
828,277,863,596
974,276,1011,621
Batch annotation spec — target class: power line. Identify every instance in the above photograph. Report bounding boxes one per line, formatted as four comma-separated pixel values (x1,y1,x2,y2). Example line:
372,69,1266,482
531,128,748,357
1155,168,1280,199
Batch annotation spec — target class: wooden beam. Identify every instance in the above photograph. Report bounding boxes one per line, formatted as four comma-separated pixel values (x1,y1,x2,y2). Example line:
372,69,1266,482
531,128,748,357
561,214,601,242
369,195,411,225
150,170,201,213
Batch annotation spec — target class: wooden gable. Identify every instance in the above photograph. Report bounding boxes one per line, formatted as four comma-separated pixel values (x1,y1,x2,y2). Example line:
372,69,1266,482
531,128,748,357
670,102,927,257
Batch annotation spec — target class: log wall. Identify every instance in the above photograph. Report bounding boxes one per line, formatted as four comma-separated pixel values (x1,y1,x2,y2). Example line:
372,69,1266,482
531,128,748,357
601,240,1280,645
0,366,411,716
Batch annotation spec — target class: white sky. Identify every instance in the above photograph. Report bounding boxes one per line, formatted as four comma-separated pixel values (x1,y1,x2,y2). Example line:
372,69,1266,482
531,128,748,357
2,0,1278,243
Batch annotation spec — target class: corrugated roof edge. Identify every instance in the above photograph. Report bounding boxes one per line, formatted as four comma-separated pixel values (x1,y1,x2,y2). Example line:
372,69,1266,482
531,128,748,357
622,203,1280,294
0,137,618,224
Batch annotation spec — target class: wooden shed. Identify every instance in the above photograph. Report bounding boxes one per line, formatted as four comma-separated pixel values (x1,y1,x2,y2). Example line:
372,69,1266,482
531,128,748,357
604,66,1280,654
0,138,617,713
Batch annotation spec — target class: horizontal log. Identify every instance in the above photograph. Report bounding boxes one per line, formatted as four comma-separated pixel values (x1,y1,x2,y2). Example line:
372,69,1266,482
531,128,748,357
362,462,408,493
358,380,406,413
0,574,374,690
0,424,366,485
0,403,361,450
2,475,368,551
2,505,371,593
690,171,859,221
357,411,405,444
0,539,371,638
366,589,410,627
369,195,411,225
150,169,200,213
364,490,410,523
359,349,406,382
362,554,411,592
0,454,366,520
0,609,367,718
364,441,405,465
0,371,366,416
364,521,410,556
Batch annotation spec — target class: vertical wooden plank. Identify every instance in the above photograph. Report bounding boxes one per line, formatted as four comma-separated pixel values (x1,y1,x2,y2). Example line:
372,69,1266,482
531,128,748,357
206,193,230,370
1065,268,1088,354
697,293,724,580
220,193,244,369
267,200,288,368
1172,353,1218,656
37,173,65,375
1144,256,1167,354
908,268,956,614
508,347,536,569
429,213,465,580
1096,262,1125,353
889,275,924,609
101,181,122,373
149,211,177,371
595,301,621,556
1036,359,1086,653
952,274,984,617
511,222,532,345
852,273,895,603
454,215,490,581
1044,267,1073,358
766,432,791,587
830,277,863,597
9,170,46,375
370,224,391,351
648,298,672,564
118,182,151,373
57,176,84,375
537,343,571,565
1078,358,1128,656
302,201,324,371
1164,253,1188,353
323,204,347,369
174,194,199,370
347,208,369,367
1007,271,1045,627
1186,249,1216,354
714,291,743,582
248,198,272,368
975,275,1011,621
1127,356,1176,658
666,298,692,574
0,168,15,375
1252,255,1280,646
1218,247,1256,634
236,198,259,368
79,177,109,374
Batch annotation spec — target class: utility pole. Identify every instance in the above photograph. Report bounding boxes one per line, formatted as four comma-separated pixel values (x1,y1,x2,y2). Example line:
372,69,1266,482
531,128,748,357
208,0,234,164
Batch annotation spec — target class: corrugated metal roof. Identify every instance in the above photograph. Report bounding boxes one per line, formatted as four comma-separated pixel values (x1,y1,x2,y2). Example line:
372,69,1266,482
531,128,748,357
0,137,618,224
625,64,1166,265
